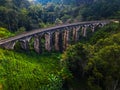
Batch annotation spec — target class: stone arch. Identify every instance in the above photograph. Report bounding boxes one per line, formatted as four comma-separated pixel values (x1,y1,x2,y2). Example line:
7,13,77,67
1,40,17,50
18,36,32,51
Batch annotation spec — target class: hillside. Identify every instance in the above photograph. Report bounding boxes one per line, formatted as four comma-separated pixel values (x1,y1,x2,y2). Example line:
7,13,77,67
0,50,62,90
0,22,120,90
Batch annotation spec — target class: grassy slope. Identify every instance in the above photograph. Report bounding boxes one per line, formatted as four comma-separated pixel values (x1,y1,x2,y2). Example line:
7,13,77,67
0,49,61,90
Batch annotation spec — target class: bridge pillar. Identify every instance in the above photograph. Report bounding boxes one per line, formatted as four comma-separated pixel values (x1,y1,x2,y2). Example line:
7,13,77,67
55,31,60,51
34,35,42,53
63,30,70,50
91,25,95,32
45,32,53,52
73,26,80,42
1,41,16,50
20,37,31,50
82,26,87,37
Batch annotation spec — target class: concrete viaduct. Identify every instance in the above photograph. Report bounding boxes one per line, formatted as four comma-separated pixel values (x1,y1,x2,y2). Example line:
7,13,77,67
0,20,111,53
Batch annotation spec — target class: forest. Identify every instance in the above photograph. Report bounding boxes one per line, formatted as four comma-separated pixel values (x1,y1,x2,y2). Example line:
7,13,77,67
0,0,120,90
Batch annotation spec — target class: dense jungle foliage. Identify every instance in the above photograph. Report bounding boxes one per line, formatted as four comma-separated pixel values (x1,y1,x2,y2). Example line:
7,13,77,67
0,0,120,32
0,0,120,90
62,23,120,90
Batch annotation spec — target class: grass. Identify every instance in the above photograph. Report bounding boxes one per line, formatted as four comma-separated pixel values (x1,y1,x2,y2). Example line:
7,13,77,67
0,49,62,90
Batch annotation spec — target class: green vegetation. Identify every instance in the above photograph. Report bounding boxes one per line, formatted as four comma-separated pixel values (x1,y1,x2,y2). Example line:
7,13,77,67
1,0,120,33
0,27,13,39
0,50,63,90
82,0,120,20
61,23,120,89
90,22,120,44
0,0,120,90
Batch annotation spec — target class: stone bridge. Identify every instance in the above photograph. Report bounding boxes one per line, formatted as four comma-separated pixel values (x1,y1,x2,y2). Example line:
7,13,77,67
0,20,111,53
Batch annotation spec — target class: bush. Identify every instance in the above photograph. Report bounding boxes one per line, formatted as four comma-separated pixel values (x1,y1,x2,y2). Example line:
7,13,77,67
15,27,26,34
0,27,13,39
62,43,89,77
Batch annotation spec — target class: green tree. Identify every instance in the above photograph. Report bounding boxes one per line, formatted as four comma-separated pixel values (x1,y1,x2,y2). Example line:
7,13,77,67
62,43,90,77
55,18,63,25
87,45,120,90
82,0,120,20
90,23,120,44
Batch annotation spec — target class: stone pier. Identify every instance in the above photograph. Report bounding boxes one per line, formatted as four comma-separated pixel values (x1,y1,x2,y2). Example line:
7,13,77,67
55,31,60,51
82,26,87,37
63,30,70,50
73,26,80,42
34,35,41,53
45,32,53,52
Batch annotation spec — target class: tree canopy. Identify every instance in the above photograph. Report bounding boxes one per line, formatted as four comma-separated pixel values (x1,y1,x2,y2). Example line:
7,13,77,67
1,0,119,33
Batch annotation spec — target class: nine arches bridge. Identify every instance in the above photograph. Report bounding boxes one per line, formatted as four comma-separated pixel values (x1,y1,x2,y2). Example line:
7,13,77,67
0,20,111,53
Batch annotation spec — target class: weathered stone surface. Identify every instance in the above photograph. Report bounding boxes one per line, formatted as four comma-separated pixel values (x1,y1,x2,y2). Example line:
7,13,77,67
73,27,76,41
2,41,16,49
45,32,52,51
72,26,80,42
83,27,87,37
34,35,41,53
82,26,87,37
55,31,60,51
91,25,95,32
19,36,32,50
20,40,29,50
63,30,70,50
